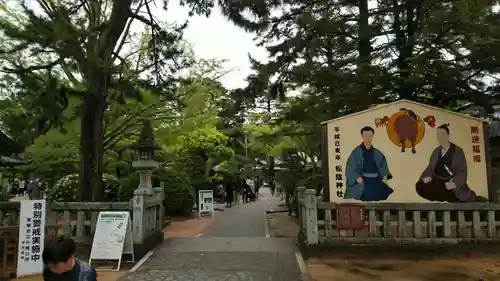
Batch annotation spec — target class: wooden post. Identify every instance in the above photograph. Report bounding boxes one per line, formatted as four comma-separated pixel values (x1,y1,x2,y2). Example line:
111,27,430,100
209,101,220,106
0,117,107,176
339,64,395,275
304,189,319,244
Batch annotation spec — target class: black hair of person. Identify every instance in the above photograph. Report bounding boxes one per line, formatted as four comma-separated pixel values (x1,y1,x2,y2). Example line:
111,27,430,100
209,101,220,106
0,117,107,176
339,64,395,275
437,123,450,134
42,236,76,264
360,126,375,134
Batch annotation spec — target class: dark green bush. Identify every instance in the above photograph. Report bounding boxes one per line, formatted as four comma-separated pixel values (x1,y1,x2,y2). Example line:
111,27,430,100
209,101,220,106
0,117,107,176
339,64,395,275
117,174,139,201
154,168,194,216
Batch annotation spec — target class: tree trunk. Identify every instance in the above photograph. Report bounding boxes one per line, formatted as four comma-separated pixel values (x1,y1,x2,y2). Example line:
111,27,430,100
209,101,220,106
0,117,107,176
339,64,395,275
357,0,372,106
357,0,370,65
78,94,106,201
393,0,420,100
266,96,275,191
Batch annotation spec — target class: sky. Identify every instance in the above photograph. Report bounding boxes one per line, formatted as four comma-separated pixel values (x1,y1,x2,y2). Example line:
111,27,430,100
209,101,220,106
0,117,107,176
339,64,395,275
158,2,269,90
4,1,268,90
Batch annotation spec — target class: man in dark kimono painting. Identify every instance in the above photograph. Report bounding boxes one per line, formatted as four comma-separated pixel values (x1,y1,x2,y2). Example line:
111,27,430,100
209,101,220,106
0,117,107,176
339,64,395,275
416,124,487,202
345,126,394,201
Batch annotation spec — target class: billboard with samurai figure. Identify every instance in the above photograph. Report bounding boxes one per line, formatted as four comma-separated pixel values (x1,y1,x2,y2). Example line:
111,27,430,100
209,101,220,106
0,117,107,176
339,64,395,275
324,100,489,203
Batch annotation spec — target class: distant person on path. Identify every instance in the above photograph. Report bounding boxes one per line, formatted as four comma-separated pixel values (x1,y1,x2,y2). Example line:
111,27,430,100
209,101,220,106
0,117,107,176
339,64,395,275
225,178,234,208
255,177,261,198
245,179,254,202
21,181,28,196
234,177,243,203
270,181,276,196
16,180,25,196
27,180,33,199
42,236,97,281
241,179,247,203
11,180,18,195
27,179,40,199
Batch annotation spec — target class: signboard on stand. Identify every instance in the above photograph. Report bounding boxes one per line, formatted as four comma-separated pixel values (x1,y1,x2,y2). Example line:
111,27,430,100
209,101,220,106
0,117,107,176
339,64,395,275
198,190,214,217
89,212,134,271
17,200,46,278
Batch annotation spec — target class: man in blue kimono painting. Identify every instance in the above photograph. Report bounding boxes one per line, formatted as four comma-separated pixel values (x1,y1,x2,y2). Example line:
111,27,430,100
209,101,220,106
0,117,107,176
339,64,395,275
344,126,394,201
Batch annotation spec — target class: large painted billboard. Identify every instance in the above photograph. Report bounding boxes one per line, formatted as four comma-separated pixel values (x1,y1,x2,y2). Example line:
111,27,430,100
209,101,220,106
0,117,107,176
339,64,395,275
324,100,490,203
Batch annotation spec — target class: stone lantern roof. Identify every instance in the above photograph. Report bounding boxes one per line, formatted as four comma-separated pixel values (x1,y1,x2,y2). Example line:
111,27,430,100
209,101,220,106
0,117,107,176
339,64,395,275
134,120,160,152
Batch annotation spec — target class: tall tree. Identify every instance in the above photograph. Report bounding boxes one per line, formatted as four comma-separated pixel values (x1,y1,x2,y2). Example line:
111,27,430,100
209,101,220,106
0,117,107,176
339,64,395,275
233,0,500,118
0,0,206,200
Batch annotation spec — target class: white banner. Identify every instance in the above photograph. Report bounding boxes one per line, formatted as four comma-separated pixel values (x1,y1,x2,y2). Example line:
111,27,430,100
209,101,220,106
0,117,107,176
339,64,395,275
17,200,46,277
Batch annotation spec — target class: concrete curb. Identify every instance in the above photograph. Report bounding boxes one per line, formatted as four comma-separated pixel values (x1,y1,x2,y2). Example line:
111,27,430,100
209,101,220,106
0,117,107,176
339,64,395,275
266,209,288,214
264,211,271,238
128,250,154,272
294,251,312,281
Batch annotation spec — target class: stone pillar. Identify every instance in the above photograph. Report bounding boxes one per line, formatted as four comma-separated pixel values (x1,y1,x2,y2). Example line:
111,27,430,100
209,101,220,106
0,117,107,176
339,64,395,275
304,189,319,244
154,184,165,229
132,189,147,245
297,186,306,226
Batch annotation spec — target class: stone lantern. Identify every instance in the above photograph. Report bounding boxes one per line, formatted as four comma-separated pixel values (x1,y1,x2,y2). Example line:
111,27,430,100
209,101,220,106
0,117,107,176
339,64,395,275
132,120,160,196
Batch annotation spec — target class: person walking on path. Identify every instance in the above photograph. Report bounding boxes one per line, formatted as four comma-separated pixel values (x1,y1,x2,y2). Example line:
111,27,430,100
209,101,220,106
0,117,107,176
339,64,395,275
11,180,18,196
26,182,32,199
18,180,26,197
255,177,261,198
270,181,276,196
242,180,248,203
225,179,234,208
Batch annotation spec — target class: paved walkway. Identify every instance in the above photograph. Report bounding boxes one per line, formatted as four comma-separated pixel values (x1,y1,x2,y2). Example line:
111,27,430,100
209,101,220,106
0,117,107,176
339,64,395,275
120,188,303,281
122,237,301,281
202,188,279,237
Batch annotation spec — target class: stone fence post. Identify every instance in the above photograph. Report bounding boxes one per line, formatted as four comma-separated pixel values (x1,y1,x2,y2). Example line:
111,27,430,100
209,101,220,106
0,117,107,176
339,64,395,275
132,189,147,245
296,186,306,224
304,189,319,244
154,182,165,229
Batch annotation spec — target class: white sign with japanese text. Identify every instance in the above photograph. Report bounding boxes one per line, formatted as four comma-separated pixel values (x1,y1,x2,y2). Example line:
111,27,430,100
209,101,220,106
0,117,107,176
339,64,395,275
89,211,134,271
17,200,46,277
198,190,214,217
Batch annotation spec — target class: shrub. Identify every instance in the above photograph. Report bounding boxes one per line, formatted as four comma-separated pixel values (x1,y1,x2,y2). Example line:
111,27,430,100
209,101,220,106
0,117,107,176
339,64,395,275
163,183,194,216
117,174,139,201
49,174,121,202
154,168,194,216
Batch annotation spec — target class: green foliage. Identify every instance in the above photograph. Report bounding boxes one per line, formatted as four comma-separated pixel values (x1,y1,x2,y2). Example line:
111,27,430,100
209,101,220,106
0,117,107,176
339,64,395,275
0,173,11,201
9,0,500,207
116,174,140,202
0,0,209,200
155,168,194,216
22,121,79,173
48,174,121,202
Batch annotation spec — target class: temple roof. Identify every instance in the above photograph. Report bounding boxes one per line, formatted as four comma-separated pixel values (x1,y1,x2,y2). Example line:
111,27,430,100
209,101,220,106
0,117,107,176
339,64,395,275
0,130,23,155
0,155,23,164
321,99,487,124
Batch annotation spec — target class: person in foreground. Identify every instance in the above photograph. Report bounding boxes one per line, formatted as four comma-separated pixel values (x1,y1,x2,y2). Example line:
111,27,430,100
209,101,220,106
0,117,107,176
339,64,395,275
416,124,487,202
42,236,97,281
344,126,394,201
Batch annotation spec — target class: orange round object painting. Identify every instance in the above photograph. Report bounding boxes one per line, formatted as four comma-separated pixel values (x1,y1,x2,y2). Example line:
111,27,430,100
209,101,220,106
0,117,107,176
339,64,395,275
374,108,433,154
387,111,425,147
